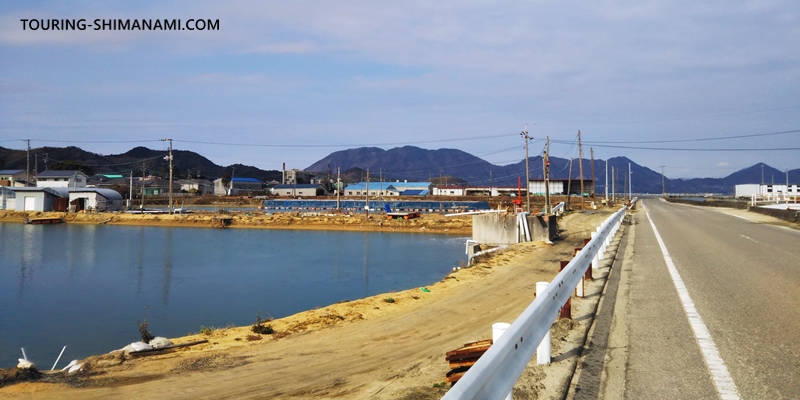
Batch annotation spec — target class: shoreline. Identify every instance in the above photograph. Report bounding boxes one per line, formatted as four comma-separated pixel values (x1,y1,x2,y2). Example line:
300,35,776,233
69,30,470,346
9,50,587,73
0,210,472,235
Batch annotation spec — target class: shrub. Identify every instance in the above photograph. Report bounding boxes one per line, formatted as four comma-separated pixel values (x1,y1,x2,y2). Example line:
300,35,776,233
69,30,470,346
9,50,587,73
251,311,274,335
383,298,396,303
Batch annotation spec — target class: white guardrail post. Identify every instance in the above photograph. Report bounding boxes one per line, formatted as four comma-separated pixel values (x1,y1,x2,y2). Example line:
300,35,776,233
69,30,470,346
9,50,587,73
443,206,628,400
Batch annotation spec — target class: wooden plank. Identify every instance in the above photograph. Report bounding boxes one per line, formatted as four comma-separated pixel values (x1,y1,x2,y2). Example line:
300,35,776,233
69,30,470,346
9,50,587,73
448,359,480,369
445,343,491,358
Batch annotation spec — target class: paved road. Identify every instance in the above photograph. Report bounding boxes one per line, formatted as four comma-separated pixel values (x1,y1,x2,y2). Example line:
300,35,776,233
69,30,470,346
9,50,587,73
606,199,800,399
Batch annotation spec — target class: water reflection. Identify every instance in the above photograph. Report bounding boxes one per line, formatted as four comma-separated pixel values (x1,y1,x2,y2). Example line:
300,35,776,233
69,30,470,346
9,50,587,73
363,233,370,297
162,229,173,305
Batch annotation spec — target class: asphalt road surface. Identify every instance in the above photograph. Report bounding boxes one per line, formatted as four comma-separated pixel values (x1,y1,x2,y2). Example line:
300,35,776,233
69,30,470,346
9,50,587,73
607,199,800,399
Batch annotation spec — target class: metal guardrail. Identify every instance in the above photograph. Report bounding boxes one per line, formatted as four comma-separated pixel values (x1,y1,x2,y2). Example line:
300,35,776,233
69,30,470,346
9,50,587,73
551,202,565,216
442,206,627,399
628,197,638,209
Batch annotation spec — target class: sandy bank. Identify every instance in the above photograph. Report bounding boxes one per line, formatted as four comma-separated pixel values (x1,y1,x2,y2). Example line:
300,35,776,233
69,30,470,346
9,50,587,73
0,210,472,235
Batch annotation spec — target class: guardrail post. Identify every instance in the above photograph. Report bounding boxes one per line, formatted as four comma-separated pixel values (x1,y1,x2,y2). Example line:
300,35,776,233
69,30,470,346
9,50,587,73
559,261,571,319
492,323,513,400
535,281,551,365
596,227,604,259
574,248,585,297
591,232,600,269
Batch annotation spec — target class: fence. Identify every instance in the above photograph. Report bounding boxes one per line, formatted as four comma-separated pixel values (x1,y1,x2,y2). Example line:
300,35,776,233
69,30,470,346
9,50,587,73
442,206,627,399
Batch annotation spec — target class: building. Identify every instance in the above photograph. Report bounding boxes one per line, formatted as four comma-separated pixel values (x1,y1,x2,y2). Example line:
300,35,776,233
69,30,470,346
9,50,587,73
0,170,29,187
735,184,798,198
343,181,432,197
141,177,181,196
432,186,466,196
178,179,214,195
36,170,89,189
283,169,312,185
270,184,326,197
68,188,125,212
0,186,16,210
11,187,70,211
213,177,263,196
529,179,595,196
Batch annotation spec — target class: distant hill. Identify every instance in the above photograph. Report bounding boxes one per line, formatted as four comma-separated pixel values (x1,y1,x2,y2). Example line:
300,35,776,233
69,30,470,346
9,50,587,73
307,146,798,195
2,145,797,194
0,146,282,182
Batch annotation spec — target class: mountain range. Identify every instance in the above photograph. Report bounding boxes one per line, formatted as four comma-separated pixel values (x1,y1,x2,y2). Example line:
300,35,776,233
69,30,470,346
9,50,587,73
1,145,797,195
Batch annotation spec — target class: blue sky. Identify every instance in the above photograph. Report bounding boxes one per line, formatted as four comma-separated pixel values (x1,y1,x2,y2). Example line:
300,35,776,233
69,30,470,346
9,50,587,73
1,1,798,179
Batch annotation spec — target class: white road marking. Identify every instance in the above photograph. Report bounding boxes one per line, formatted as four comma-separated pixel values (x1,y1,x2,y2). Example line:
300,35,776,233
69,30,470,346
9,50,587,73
646,212,740,400
740,235,758,243
722,212,750,221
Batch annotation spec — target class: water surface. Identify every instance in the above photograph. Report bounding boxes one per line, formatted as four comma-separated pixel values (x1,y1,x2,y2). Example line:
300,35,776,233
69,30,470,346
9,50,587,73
0,223,465,368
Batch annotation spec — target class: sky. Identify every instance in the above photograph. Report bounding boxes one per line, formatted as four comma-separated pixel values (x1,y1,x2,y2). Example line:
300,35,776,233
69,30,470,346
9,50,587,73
1,1,798,179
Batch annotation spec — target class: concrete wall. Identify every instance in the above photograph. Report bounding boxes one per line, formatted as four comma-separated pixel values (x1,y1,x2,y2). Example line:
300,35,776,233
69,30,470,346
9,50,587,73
749,206,800,223
472,213,556,245
473,213,519,245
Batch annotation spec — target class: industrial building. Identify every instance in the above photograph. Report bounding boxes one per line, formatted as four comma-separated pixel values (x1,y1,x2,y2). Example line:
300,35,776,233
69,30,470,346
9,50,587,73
735,184,798,198
69,188,125,212
270,184,326,197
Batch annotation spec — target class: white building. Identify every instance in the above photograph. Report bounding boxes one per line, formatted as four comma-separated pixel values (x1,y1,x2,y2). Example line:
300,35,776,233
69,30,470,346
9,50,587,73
36,170,89,189
11,187,70,211
735,184,798,198
68,188,125,212
432,186,466,196
270,184,325,197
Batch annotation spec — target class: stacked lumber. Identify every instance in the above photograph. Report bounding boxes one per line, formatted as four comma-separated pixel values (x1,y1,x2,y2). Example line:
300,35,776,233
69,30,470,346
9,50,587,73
444,339,492,384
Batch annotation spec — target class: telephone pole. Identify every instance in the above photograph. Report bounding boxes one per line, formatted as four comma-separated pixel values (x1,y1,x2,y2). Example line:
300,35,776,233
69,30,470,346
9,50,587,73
605,159,608,202
141,162,146,210
543,136,551,214
590,147,596,199
161,138,174,214
611,166,615,203
336,167,341,210
628,162,632,200
578,130,584,210
365,168,370,218
566,158,573,210
521,125,531,213
25,139,31,187
660,165,666,196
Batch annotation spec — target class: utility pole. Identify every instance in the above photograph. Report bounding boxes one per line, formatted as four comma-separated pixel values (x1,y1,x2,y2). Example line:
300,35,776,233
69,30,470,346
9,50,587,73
489,170,493,203
628,162,632,201
161,138,174,214
365,168,370,218
590,147,595,199
611,166,615,203
129,171,133,210
604,159,608,202
25,139,31,187
543,136,551,214
567,158,573,210
578,131,584,210
336,167,341,210
379,168,383,198
141,162,146,210
521,125,531,213
660,165,666,196
761,164,764,185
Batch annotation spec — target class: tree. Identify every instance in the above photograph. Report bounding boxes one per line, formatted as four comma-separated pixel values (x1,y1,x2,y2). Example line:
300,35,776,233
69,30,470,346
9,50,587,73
50,160,94,175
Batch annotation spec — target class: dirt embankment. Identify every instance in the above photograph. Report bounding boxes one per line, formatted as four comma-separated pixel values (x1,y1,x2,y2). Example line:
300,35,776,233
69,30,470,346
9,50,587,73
0,211,472,235
0,209,616,399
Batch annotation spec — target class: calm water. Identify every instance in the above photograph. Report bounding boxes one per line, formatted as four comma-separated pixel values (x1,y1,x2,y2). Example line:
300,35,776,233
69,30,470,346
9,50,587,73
0,223,465,368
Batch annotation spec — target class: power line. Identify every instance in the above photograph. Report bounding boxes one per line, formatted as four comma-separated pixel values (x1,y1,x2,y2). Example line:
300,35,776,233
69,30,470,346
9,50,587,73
177,133,518,148
552,129,800,145
537,105,800,126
